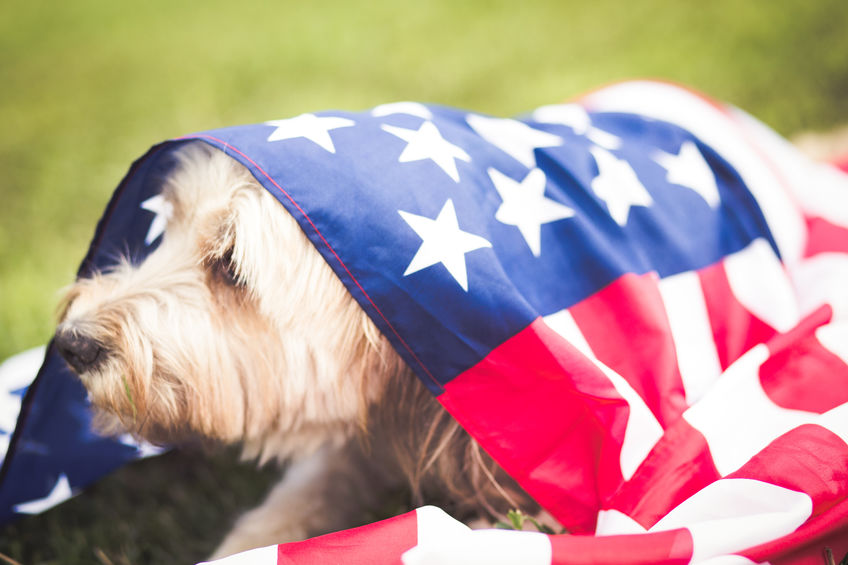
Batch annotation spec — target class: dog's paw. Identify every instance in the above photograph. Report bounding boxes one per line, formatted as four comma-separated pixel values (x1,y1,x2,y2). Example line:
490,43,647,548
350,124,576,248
208,521,308,560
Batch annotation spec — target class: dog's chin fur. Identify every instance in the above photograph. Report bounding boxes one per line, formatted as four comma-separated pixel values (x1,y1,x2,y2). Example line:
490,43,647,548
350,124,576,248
57,142,536,558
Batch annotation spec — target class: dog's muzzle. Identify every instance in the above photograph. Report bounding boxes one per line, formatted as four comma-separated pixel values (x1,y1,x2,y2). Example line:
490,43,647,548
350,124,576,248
54,325,107,375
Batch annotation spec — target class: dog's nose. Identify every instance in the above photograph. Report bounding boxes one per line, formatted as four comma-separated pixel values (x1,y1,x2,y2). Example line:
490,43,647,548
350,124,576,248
54,327,106,375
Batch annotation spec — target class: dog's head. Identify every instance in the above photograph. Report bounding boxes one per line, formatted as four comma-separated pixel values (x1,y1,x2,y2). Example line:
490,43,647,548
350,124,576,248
55,142,397,459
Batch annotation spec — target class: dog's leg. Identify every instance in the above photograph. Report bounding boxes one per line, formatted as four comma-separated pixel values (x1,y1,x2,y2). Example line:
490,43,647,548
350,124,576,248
209,441,401,560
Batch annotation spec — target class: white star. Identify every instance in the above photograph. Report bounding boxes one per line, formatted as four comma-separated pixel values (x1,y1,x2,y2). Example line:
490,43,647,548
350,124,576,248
653,140,720,208
466,114,563,168
399,199,492,291
140,194,173,246
488,168,575,256
382,121,471,182
371,101,433,119
532,104,622,149
119,433,167,459
265,114,355,153
14,473,75,514
590,147,653,226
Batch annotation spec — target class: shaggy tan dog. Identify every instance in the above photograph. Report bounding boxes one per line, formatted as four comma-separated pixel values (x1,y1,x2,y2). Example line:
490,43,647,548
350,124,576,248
55,142,534,558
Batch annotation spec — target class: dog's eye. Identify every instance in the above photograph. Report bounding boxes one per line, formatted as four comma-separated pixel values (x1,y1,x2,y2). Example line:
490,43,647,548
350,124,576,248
212,249,240,286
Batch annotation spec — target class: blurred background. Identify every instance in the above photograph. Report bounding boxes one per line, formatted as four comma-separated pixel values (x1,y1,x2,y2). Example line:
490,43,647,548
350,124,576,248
1,0,847,562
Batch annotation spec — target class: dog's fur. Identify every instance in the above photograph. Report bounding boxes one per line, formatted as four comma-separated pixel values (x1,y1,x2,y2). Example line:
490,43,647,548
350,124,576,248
57,142,536,558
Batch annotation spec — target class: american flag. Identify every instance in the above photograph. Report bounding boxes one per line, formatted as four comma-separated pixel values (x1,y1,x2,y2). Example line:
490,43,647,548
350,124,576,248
3,81,848,564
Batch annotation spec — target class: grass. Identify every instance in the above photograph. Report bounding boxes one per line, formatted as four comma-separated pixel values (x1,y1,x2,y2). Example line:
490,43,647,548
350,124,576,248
1,0,847,562
0,448,280,564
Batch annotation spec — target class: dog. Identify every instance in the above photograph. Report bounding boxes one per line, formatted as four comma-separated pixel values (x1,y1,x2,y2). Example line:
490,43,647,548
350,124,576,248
52,80,848,560
55,140,536,558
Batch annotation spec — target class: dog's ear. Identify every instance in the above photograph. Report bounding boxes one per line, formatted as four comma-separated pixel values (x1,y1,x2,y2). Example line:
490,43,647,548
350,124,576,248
207,245,242,287
195,199,245,288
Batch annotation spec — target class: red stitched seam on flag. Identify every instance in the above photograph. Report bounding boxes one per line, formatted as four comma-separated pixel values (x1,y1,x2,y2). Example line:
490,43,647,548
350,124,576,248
179,134,444,392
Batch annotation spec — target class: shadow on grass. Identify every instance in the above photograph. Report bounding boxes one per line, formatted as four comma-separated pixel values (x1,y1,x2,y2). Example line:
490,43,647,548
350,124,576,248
0,448,280,565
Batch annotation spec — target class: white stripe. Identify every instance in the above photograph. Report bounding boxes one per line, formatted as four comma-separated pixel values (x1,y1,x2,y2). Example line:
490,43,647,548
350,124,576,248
724,238,799,333
651,478,811,564
371,101,433,119
818,403,848,447
0,345,46,392
796,162,848,227
544,310,663,479
543,309,593,356
683,343,848,475
595,508,648,535
816,323,848,366
729,106,848,228
0,345,47,454
403,528,552,565
0,345,46,464
415,505,471,548
790,253,848,320
580,81,806,266
683,345,798,474
658,271,722,405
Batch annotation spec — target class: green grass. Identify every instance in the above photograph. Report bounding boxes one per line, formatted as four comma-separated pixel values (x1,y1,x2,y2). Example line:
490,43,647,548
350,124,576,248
0,448,280,565
1,0,847,562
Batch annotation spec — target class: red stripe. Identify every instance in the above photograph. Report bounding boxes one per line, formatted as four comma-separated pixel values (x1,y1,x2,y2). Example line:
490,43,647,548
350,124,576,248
549,528,693,565
770,528,848,565
569,272,687,427
833,155,848,174
728,424,848,519
699,260,777,370
760,306,848,414
276,509,418,565
440,317,630,533
804,215,848,257
604,420,721,529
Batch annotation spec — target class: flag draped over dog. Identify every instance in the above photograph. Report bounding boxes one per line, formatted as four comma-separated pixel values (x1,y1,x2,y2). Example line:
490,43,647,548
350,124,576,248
3,80,848,563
